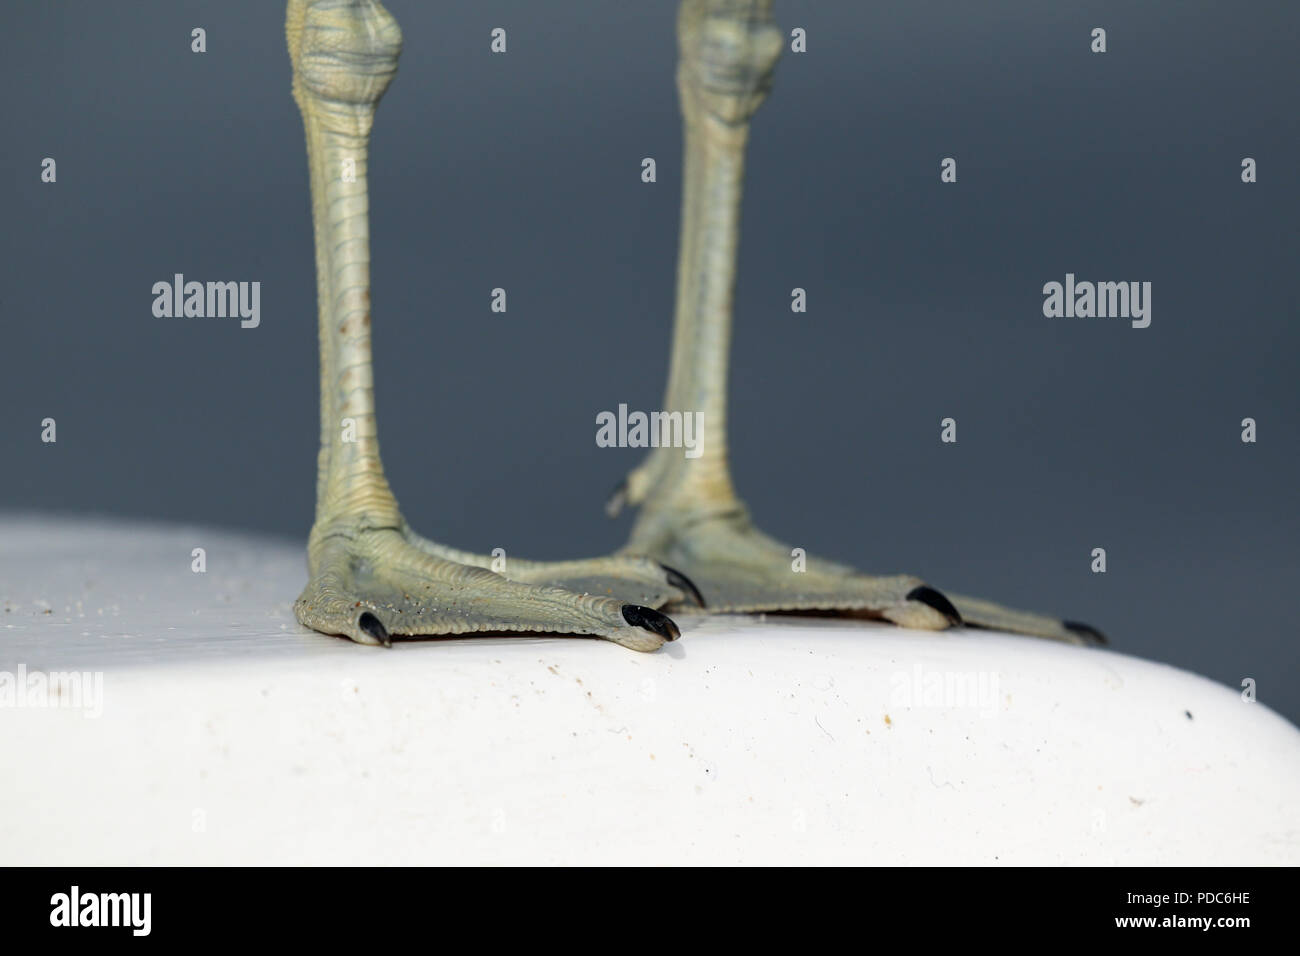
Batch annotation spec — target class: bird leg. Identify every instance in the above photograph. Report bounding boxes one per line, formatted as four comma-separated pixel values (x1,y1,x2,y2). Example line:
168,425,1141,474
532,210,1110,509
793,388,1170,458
288,0,686,650
608,0,1103,645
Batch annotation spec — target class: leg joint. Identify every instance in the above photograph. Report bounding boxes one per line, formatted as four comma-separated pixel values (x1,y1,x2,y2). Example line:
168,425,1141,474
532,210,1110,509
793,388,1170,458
678,0,782,125
289,0,403,107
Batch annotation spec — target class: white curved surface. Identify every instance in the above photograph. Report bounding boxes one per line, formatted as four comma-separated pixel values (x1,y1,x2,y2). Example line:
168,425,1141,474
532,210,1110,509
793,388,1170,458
1,515,1297,865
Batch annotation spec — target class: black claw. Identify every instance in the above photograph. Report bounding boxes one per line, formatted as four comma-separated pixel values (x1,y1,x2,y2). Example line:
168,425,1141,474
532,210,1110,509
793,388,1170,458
1063,620,1108,646
659,563,707,608
621,604,681,642
906,586,963,626
358,611,392,647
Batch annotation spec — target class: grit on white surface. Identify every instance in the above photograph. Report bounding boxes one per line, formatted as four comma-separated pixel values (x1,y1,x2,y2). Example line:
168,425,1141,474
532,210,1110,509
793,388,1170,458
1,515,1297,866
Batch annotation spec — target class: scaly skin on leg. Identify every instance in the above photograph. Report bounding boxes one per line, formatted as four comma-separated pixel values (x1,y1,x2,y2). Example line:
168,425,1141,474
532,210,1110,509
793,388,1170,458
609,0,1104,645
287,0,687,650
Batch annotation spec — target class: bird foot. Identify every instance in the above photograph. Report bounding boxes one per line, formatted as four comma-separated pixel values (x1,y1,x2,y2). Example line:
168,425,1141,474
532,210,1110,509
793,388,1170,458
620,502,959,630
295,525,684,652
618,499,1104,645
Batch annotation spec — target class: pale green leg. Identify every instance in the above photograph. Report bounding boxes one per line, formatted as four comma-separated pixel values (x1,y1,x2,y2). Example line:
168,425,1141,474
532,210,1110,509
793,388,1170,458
610,0,1103,645
288,0,687,650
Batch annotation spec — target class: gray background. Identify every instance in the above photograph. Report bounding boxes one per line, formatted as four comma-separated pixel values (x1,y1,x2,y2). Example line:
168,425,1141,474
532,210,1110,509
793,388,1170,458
3,2,1297,718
